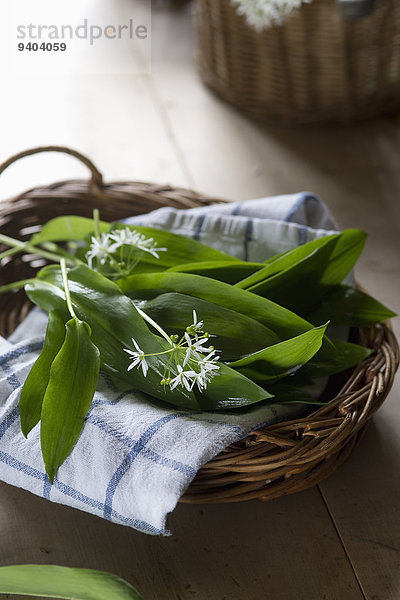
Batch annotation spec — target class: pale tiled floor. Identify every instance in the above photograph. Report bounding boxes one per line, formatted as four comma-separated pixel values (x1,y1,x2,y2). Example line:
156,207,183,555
1,2,400,599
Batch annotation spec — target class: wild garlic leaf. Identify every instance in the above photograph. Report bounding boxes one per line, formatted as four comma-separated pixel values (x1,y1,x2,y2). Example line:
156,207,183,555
0,564,143,600
236,234,342,289
26,265,201,410
118,272,369,382
228,324,328,383
319,228,367,286
306,284,396,327
118,271,314,340
142,292,280,360
193,362,274,410
19,310,66,438
238,229,366,287
235,229,367,314
31,215,109,245
167,260,262,284
154,337,274,409
26,266,271,411
241,237,339,313
266,383,320,406
300,338,372,379
40,317,100,483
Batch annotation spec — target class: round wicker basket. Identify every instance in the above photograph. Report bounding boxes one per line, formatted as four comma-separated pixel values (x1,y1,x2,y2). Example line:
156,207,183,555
0,146,398,504
196,0,400,124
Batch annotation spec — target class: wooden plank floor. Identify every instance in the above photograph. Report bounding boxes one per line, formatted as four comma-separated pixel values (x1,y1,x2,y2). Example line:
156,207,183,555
1,2,400,598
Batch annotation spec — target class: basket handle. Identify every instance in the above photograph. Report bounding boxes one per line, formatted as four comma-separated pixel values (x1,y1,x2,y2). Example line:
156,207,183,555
0,145,104,194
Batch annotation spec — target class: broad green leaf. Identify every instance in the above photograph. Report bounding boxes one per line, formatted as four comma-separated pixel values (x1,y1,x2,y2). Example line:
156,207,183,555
319,229,366,287
142,292,280,360
239,229,366,287
307,285,396,327
126,260,167,275
242,237,339,313
301,338,372,379
40,317,100,482
31,216,109,245
228,324,328,383
117,271,314,340
236,234,341,289
28,266,272,411
194,362,274,410
154,337,274,410
0,565,143,599
24,279,69,315
110,224,240,267
235,229,367,315
167,261,262,284
26,266,201,411
19,311,66,437
267,383,322,406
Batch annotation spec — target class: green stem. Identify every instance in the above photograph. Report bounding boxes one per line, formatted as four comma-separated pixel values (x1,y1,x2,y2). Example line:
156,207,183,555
142,348,175,358
135,306,173,344
60,259,77,319
0,278,36,294
93,209,100,239
0,246,23,261
0,234,76,265
41,242,84,264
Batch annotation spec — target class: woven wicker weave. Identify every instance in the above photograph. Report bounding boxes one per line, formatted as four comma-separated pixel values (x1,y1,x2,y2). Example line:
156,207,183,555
0,146,398,504
196,0,400,124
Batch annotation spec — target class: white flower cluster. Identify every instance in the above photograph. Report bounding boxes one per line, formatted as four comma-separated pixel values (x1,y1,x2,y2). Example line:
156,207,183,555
85,227,166,270
124,310,220,393
231,0,311,30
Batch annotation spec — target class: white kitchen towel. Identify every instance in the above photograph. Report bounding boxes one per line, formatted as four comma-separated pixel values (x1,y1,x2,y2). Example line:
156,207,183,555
0,192,339,535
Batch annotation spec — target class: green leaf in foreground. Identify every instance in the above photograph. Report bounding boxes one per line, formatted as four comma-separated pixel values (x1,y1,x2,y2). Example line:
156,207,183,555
0,564,143,600
228,323,328,383
19,310,66,438
306,285,397,327
40,317,100,483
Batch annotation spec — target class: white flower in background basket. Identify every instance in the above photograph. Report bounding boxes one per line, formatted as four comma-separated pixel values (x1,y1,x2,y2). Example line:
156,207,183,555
231,0,311,30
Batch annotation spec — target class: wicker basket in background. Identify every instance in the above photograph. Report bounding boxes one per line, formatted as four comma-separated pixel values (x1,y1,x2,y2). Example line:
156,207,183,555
196,0,400,124
0,146,398,504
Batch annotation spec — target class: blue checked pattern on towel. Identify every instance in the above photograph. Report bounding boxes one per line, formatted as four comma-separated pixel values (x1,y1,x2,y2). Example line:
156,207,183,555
0,192,339,535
